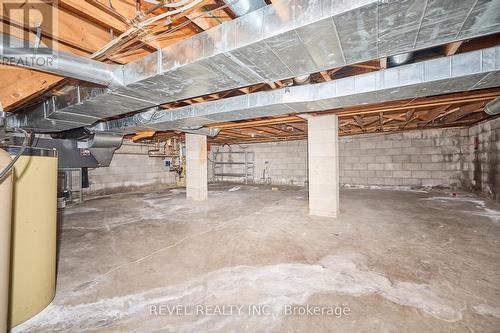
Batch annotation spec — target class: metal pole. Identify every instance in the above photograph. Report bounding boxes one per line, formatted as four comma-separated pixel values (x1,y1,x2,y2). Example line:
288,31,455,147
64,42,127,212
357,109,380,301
79,169,83,204
244,152,248,185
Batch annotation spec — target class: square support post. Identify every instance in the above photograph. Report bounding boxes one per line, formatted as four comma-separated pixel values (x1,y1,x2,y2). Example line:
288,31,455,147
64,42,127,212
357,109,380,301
307,114,339,217
186,133,208,201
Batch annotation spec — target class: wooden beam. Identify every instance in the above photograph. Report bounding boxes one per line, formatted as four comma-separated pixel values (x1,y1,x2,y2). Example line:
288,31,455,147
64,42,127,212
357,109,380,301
209,116,303,129
337,90,499,117
238,87,251,94
263,124,295,135
420,105,452,127
443,41,463,56
132,130,156,142
85,0,132,25
320,71,331,81
0,67,62,111
353,115,365,131
283,123,305,133
442,102,485,123
351,63,379,70
380,57,387,69
401,108,416,129
59,0,158,52
2,2,124,55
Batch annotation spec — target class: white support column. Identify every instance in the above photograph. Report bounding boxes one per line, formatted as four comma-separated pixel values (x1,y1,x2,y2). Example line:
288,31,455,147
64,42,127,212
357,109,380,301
307,114,339,218
186,133,208,201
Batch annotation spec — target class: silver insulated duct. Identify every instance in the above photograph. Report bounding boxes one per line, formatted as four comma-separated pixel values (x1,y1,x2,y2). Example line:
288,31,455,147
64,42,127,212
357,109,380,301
484,96,500,115
97,46,500,133
0,34,123,87
8,0,500,132
224,0,267,16
389,52,414,66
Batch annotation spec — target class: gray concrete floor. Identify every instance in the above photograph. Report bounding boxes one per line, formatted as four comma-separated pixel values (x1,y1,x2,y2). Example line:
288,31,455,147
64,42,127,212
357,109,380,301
12,184,500,332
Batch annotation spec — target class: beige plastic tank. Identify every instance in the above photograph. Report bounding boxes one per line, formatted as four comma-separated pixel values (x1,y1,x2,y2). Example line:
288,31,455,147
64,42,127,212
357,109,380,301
6,147,58,328
0,148,13,332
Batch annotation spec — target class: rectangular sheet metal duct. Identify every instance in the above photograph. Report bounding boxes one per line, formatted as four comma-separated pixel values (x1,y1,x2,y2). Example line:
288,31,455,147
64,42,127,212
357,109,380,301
99,46,500,133
9,0,500,132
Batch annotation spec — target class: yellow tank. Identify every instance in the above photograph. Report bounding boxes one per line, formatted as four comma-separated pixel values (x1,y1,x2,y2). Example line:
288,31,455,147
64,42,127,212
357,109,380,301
0,148,13,332
5,147,58,328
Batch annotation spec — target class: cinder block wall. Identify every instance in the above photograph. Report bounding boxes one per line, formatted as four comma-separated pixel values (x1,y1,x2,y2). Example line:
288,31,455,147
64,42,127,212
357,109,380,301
86,141,176,195
210,117,500,202
469,117,500,201
208,140,308,185
209,127,469,188
339,128,470,188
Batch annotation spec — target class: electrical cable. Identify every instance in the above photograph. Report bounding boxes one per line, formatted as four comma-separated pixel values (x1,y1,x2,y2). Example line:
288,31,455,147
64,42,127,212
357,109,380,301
113,1,233,58
0,128,33,180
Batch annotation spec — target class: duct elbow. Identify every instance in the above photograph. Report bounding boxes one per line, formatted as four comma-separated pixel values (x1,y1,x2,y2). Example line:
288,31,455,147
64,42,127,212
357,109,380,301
388,52,414,66
223,0,267,17
485,97,500,116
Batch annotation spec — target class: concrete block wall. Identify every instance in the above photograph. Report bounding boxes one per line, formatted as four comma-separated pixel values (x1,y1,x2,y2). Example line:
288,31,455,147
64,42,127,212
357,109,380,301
85,141,176,195
209,123,477,190
339,127,470,188
209,140,308,185
81,118,499,200
469,117,500,202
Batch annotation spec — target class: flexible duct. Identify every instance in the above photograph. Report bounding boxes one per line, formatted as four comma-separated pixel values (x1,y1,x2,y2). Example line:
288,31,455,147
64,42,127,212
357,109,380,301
223,0,267,16
293,75,311,85
484,96,500,115
388,52,414,66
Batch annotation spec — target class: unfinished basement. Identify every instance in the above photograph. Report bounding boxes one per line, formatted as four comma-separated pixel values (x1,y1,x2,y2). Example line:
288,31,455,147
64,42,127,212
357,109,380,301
1,0,500,332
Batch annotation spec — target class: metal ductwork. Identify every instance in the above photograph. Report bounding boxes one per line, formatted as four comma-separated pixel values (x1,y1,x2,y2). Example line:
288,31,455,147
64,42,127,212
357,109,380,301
98,46,500,133
182,127,221,137
0,34,123,87
223,0,267,17
9,132,124,168
388,52,414,66
294,75,311,85
6,0,500,132
484,96,500,115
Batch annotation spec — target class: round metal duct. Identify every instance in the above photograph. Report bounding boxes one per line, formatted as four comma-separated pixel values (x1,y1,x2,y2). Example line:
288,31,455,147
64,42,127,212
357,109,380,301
293,75,311,85
485,97,500,115
389,52,414,66
223,0,267,17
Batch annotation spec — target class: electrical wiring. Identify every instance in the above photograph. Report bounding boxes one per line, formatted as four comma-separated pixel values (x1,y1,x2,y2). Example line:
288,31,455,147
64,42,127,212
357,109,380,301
0,128,33,180
102,0,234,61
92,0,205,58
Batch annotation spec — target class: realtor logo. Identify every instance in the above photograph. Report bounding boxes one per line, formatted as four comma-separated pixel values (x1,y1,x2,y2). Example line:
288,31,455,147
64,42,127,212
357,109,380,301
1,0,58,56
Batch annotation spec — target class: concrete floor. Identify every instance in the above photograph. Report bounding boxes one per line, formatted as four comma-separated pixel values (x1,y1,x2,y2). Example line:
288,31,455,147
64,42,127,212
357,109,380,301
12,184,500,332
